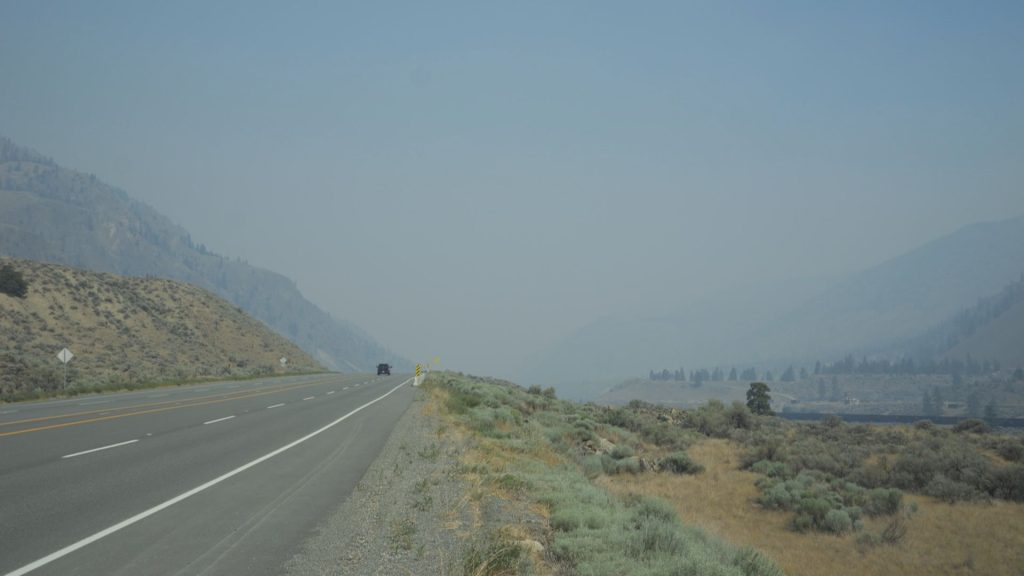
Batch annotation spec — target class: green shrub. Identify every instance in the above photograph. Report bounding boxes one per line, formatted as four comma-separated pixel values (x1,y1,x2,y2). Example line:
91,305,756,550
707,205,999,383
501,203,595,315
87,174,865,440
864,488,902,516
822,509,853,534
923,474,987,503
610,444,635,459
990,465,1024,501
996,441,1024,463
626,516,685,559
628,495,678,524
660,452,704,475
953,419,991,434
582,454,604,479
750,459,787,478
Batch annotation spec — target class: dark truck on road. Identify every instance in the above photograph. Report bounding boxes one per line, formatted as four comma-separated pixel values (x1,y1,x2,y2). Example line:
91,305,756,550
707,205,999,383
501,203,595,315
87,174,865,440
377,363,391,376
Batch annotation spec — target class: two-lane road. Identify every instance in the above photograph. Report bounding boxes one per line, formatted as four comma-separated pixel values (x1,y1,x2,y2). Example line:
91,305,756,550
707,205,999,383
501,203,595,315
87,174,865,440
0,372,415,575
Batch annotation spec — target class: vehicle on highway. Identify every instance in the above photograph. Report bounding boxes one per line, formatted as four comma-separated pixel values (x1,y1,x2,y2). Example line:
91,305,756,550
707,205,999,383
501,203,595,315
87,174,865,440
377,363,391,375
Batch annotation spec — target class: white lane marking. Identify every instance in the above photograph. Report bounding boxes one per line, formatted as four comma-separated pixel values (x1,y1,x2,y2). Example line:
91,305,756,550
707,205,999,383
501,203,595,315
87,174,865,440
303,396,314,401
147,394,169,398
9,378,412,576
62,439,139,460
203,415,235,425
327,391,336,395
0,409,20,414
343,387,349,390
77,400,109,406
99,412,111,416
267,403,285,409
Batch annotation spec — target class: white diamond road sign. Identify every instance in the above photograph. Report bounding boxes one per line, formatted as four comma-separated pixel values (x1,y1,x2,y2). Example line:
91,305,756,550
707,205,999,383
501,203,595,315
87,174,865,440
57,348,74,364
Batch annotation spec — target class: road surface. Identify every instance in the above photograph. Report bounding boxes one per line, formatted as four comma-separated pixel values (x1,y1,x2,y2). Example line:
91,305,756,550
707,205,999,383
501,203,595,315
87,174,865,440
0,372,415,576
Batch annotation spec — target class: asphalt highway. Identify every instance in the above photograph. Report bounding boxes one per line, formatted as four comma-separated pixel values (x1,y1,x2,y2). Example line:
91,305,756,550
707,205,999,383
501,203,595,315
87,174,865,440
0,372,415,576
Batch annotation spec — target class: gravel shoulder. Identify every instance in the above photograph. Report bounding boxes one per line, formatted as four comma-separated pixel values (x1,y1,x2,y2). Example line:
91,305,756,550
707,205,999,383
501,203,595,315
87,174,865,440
284,385,476,575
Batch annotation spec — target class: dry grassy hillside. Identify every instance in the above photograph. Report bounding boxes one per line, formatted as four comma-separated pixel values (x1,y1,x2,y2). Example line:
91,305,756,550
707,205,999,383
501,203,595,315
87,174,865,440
0,258,322,400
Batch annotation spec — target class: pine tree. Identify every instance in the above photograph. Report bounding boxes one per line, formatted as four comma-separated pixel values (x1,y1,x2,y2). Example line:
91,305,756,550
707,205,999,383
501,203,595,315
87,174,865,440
746,382,773,415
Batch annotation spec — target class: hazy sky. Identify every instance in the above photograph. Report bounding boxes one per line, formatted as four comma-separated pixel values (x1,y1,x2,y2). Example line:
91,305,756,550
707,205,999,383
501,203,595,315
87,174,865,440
2,1,1022,377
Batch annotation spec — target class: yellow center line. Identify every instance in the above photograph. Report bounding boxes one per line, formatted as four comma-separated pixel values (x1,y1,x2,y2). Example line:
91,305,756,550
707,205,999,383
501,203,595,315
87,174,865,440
0,376,341,428
0,375,353,438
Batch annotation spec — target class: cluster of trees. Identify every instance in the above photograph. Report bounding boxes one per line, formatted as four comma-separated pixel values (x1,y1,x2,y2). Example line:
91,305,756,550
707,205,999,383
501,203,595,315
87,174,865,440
648,366,789,384
816,355,1002,377
922,387,1000,419
649,354,1013,387
649,367,736,384
0,264,28,298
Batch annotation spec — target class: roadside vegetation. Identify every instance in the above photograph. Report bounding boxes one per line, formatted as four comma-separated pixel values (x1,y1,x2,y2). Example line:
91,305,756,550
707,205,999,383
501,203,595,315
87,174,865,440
427,372,1024,575
425,371,784,575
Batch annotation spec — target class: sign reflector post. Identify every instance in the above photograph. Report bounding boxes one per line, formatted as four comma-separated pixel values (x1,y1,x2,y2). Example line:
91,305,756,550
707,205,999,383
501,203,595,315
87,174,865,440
57,347,74,391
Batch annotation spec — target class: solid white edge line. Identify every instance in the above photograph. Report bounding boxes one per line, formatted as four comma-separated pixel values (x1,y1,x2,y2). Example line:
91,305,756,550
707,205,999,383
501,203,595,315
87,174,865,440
6,377,412,576
62,439,139,460
203,415,235,425
267,403,286,409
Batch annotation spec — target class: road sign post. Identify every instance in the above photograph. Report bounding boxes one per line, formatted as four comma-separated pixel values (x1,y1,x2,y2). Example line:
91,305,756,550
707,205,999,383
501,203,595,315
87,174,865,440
57,347,74,391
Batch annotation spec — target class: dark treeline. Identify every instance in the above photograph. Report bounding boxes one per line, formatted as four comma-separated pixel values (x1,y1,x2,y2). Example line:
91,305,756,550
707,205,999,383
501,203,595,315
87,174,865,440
648,355,1013,384
817,354,1001,377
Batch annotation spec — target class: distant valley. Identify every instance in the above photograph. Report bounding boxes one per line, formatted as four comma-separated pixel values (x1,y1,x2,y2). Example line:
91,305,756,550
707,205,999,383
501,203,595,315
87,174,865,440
521,216,1024,399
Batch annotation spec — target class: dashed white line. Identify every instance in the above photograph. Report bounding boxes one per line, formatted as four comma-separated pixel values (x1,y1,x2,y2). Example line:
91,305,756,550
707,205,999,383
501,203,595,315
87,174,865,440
77,400,109,406
327,391,336,395
147,393,169,398
303,396,315,401
203,415,235,425
0,409,19,414
9,378,412,576
62,439,138,460
343,387,349,390
267,403,285,409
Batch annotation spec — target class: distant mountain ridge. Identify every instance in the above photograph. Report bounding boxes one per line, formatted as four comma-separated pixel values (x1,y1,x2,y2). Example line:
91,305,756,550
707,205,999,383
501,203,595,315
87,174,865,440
906,273,1024,370
0,137,405,372
0,258,321,399
520,216,1024,399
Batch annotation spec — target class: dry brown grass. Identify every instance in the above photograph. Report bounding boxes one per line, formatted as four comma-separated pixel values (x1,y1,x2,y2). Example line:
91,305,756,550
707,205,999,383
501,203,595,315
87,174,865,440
0,258,320,396
599,438,1024,576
